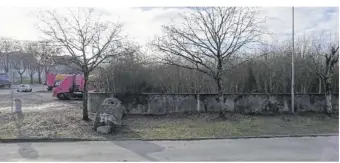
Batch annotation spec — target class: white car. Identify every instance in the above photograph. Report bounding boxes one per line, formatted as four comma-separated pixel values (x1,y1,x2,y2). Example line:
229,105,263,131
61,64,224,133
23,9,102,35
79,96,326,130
17,84,32,92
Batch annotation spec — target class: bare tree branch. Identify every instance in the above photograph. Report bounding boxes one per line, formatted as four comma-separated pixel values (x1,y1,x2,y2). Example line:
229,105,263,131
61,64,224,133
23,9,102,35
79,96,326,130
152,7,265,94
37,8,128,121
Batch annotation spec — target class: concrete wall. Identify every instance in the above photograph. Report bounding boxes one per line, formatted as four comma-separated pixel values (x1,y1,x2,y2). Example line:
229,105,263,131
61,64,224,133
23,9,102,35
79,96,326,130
88,93,339,114
88,92,110,113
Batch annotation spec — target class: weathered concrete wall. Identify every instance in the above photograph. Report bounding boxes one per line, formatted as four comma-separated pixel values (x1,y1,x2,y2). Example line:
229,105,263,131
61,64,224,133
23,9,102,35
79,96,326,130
88,93,339,114
88,92,110,113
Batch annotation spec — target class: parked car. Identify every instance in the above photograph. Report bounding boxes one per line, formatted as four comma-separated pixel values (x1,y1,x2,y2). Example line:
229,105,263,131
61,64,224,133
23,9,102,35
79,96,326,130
0,73,11,88
17,84,32,92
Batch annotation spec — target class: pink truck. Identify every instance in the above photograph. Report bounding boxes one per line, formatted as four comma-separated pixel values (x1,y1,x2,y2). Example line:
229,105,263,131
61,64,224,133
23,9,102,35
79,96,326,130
52,74,85,100
46,73,73,91
46,73,56,91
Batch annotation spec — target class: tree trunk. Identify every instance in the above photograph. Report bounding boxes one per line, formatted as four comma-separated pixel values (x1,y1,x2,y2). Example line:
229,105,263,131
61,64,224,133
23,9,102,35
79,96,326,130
235,82,238,93
324,77,332,114
5,54,9,73
302,77,307,93
318,77,322,93
216,76,226,118
269,76,272,93
20,74,23,84
82,71,89,121
264,79,268,93
30,74,33,84
38,71,42,84
44,67,49,83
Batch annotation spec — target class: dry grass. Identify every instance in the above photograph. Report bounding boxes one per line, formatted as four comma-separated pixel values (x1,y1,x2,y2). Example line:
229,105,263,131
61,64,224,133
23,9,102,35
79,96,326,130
0,109,338,140
0,109,101,140
116,113,339,139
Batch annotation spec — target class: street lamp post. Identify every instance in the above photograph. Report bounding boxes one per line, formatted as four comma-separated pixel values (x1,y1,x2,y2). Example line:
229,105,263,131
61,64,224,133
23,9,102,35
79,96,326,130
11,69,14,113
291,7,295,114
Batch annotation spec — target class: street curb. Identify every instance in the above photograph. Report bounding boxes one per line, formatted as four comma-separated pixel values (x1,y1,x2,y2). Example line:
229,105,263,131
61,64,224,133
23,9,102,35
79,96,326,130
0,133,338,143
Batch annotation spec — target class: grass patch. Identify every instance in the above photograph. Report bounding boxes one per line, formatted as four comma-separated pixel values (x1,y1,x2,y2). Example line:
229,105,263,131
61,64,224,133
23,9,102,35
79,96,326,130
0,109,338,140
14,79,40,85
116,113,338,139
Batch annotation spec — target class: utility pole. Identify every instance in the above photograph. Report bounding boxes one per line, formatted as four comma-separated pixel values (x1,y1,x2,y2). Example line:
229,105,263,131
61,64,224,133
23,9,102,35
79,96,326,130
11,69,14,113
291,7,295,113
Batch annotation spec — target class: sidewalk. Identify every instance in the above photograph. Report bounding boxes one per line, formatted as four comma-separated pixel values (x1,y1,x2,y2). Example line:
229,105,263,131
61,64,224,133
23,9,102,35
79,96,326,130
0,136,338,161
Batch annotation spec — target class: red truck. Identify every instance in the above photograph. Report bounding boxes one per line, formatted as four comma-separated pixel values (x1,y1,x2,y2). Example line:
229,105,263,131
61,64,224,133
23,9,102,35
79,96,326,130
52,74,85,100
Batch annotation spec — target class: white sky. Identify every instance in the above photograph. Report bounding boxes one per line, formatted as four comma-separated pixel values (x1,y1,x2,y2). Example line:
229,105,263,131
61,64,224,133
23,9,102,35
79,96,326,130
0,7,338,49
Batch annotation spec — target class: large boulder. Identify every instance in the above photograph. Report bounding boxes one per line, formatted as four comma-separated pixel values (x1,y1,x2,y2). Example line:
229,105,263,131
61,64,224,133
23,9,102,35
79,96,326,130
93,97,125,134
96,125,111,134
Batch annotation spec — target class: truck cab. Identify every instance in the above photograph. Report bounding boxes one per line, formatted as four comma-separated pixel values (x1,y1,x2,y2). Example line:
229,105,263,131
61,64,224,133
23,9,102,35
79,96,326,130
52,74,85,100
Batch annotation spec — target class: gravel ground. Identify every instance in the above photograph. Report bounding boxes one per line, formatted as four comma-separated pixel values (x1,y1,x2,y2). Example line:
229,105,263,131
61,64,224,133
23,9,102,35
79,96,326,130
0,85,87,139
0,85,79,112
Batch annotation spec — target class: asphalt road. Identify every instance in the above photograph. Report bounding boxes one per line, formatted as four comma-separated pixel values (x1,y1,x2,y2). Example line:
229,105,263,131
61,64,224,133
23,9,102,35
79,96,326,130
0,136,338,161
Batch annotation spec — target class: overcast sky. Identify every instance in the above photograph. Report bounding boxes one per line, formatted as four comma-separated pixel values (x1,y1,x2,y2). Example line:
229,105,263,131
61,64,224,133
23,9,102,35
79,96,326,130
0,7,338,47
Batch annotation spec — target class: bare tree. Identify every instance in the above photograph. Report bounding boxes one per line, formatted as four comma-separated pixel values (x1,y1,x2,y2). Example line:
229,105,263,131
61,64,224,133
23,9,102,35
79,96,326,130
35,40,61,84
311,40,339,114
23,41,40,84
27,61,39,84
94,34,339,96
10,52,29,84
152,7,265,118
38,8,129,120
0,37,19,73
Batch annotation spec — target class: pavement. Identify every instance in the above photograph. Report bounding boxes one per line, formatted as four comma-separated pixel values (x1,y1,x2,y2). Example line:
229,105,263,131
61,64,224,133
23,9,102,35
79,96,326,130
0,136,338,161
